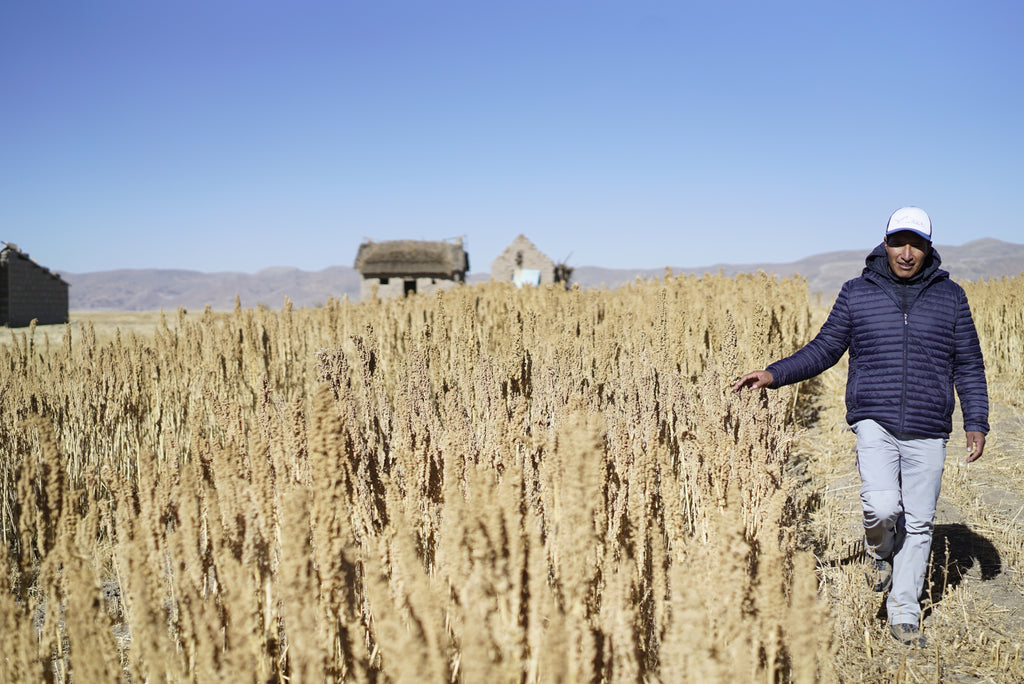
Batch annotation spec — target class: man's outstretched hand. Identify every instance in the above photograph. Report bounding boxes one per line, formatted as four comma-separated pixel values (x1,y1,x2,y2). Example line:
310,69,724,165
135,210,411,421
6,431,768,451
966,431,986,462
732,370,774,393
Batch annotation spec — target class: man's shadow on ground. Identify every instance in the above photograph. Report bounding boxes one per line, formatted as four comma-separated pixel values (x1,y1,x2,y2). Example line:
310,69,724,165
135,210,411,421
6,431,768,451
922,522,1002,617
869,522,1002,620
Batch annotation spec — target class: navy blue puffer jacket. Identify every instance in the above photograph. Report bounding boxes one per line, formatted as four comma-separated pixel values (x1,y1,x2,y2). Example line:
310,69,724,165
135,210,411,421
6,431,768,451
766,244,989,438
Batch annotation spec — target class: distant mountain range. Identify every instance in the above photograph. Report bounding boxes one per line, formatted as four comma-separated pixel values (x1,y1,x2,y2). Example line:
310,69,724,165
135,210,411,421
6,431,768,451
62,238,1024,311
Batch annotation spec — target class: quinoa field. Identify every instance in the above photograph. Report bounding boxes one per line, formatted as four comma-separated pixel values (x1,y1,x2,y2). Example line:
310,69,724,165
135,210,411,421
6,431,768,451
2,273,1022,682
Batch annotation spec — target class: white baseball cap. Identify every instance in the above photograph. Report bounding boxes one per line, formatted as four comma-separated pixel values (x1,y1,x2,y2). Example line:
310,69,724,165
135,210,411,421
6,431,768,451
886,207,932,242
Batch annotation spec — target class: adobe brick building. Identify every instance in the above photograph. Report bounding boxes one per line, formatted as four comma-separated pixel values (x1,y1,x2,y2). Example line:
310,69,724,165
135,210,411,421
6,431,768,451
491,234,572,287
354,238,469,301
1,243,69,327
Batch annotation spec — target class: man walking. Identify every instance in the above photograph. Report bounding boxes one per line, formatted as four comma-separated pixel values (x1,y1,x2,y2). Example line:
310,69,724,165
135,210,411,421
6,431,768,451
733,207,989,647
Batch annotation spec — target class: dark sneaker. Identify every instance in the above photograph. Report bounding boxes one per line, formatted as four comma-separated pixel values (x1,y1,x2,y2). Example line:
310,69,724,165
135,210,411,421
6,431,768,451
866,557,892,592
890,623,927,648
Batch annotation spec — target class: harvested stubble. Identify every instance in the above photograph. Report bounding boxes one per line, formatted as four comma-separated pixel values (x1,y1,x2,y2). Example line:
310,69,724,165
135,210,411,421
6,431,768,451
2,274,831,682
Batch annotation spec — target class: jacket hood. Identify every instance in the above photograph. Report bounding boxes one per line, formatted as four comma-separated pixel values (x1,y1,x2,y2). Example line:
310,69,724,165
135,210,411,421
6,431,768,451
864,242,945,284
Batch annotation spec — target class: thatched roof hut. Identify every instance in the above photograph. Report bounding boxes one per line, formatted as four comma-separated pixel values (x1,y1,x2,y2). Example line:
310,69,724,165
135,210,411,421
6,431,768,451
354,238,469,280
354,238,470,300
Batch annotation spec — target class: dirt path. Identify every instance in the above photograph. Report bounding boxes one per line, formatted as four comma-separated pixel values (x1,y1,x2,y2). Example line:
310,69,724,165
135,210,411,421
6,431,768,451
792,369,1024,682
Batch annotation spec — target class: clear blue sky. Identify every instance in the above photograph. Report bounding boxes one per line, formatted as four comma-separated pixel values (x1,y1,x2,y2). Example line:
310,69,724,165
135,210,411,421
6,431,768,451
3,1,1022,274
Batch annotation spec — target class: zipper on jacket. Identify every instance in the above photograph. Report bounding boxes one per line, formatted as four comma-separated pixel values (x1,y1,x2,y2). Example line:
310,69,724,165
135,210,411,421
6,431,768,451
900,311,909,432
899,286,910,433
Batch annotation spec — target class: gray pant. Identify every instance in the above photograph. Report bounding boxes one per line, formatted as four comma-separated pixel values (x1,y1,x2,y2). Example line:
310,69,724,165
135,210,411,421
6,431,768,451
853,419,947,625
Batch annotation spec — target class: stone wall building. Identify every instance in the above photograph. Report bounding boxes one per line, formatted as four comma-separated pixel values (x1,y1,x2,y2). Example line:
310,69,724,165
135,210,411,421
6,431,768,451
354,238,469,301
0,243,70,327
491,234,572,287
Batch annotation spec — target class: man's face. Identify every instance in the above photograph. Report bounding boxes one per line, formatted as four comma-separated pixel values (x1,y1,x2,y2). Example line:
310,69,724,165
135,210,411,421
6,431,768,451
884,231,931,279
